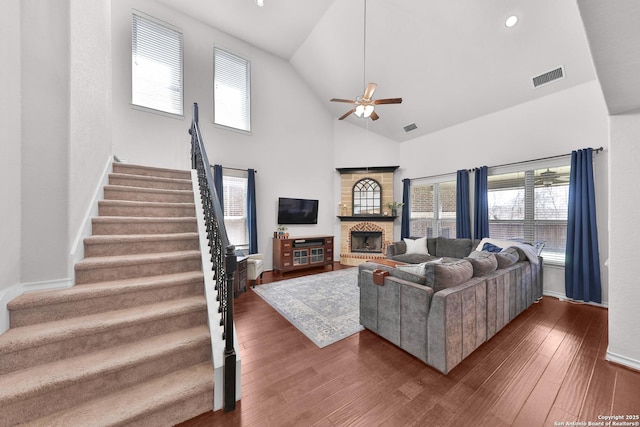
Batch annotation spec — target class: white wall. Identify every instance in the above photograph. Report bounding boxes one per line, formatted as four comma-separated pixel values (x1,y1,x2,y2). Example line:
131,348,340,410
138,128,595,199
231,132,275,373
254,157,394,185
397,80,610,302
608,111,640,370
111,0,335,270
0,0,22,293
68,0,113,261
20,0,71,285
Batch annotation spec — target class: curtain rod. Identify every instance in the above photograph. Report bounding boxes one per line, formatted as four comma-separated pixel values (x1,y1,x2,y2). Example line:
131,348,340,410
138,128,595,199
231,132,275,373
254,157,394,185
411,147,603,181
467,146,603,172
220,166,258,173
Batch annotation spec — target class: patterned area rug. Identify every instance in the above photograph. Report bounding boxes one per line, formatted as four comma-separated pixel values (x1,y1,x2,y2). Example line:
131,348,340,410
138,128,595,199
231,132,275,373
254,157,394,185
252,267,364,348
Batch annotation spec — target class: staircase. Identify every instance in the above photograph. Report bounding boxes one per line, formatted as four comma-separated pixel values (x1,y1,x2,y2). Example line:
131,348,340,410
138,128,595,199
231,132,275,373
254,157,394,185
0,163,214,426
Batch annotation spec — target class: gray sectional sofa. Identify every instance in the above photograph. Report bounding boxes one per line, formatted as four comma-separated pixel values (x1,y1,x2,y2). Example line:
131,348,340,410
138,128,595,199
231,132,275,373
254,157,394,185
358,236,542,374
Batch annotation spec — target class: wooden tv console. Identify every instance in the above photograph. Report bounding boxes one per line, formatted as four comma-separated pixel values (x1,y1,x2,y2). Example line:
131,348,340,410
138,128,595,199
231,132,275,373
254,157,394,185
272,235,334,274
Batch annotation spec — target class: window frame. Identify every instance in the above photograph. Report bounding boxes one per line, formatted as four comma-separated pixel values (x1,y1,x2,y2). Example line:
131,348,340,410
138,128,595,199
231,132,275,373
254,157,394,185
131,10,184,118
220,168,250,252
409,175,457,239
487,158,570,265
213,46,252,134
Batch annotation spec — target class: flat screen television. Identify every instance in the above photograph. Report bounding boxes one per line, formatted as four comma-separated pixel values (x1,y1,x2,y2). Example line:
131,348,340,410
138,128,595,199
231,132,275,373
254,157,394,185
277,197,319,225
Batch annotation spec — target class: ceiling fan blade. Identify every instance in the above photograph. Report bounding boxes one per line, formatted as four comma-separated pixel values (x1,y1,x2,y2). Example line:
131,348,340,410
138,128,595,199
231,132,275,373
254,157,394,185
373,98,403,105
330,98,356,103
339,109,356,120
363,83,377,100
370,111,380,121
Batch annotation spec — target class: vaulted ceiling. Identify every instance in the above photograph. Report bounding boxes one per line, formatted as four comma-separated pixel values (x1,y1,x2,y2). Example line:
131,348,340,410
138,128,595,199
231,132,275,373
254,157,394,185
153,0,638,142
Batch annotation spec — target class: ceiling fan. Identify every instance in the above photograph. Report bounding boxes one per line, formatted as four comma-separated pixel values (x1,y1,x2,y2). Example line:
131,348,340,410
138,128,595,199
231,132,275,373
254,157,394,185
536,168,570,186
330,0,402,121
331,83,402,121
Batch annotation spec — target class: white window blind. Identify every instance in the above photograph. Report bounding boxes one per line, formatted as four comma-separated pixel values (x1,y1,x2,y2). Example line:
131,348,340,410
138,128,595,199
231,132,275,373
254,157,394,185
214,47,251,132
131,12,183,116
409,179,457,238
488,165,570,264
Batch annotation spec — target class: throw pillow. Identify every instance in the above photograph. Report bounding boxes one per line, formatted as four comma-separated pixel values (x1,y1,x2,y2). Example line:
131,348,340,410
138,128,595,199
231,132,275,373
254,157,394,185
482,242,503,253
403,236,429,255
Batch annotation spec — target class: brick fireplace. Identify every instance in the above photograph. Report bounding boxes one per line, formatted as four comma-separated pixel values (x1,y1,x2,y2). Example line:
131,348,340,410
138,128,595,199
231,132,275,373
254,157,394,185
336,166,399,266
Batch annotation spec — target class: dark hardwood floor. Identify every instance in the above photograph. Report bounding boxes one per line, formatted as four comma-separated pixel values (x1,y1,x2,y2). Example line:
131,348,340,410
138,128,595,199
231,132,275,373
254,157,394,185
178,263,640,427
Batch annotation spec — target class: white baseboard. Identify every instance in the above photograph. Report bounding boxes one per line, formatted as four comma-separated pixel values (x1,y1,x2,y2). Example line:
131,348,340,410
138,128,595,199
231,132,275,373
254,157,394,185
0,283,23,334
543,290,608,308
69,155,113,281
0,277,73,335
606,348,640,372
2,155,113,336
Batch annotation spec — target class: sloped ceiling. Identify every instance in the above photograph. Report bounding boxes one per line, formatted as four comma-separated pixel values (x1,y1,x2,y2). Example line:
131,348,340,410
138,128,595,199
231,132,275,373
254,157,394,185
154,0,599,142
577,0,640,115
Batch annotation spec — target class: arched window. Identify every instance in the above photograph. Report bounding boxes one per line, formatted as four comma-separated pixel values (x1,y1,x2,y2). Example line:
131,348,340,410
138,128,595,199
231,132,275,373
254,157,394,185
353,178,382,215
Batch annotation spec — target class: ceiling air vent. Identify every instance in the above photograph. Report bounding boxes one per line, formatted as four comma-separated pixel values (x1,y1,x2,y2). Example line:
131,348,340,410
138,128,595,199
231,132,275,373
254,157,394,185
403,123,418,133
532,66,565,88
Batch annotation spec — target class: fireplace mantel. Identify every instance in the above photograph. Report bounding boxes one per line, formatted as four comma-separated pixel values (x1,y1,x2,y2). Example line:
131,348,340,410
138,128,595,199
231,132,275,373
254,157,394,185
337,215,397,222
335,166,399,174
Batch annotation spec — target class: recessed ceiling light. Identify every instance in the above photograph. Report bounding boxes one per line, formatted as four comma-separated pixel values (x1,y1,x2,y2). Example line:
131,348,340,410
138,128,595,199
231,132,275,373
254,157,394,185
256,0,264,6
505,15,518,28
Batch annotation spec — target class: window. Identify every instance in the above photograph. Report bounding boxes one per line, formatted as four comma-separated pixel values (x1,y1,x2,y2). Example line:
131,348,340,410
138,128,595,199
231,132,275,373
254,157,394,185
214,47,251,132
222,169,249,251
488,164,570,264
409,179,457,238
353,178,381,215
131,11,183,116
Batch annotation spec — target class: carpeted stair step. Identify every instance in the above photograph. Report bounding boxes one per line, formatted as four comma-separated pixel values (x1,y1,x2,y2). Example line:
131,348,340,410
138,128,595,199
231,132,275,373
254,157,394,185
0,296,207,375
98,199,196,218
104,185,194,204
112,163,192,180
75,250,201,284
83,232,199,257
0,327,211,426
92,216,197,235
108,172,193,191
8,271,205,328
20,362,214,427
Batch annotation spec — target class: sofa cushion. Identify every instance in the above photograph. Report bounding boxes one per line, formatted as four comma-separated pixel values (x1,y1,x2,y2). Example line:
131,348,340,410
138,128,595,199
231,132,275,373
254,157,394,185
427,238,437,256
495,247,519,269
396,259,443,276
435,237,473,259
432,260,474,292
464,253,498,277
358,262,427,285
391,253,438,264
404,237,429,255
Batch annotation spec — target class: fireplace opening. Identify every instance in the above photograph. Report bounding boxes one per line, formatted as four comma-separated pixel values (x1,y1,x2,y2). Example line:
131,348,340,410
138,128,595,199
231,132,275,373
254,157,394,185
351,231,383,253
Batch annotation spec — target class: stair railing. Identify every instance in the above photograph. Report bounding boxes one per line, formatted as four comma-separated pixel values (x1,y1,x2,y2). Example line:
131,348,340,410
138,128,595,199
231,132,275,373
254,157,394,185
189,102,237,412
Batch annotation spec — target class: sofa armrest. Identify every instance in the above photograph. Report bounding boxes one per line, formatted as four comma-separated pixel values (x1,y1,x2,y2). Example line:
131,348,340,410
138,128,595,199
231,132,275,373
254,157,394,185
387,243,399,259
246,253,264,261
427,277,487,374
359,269,434,363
